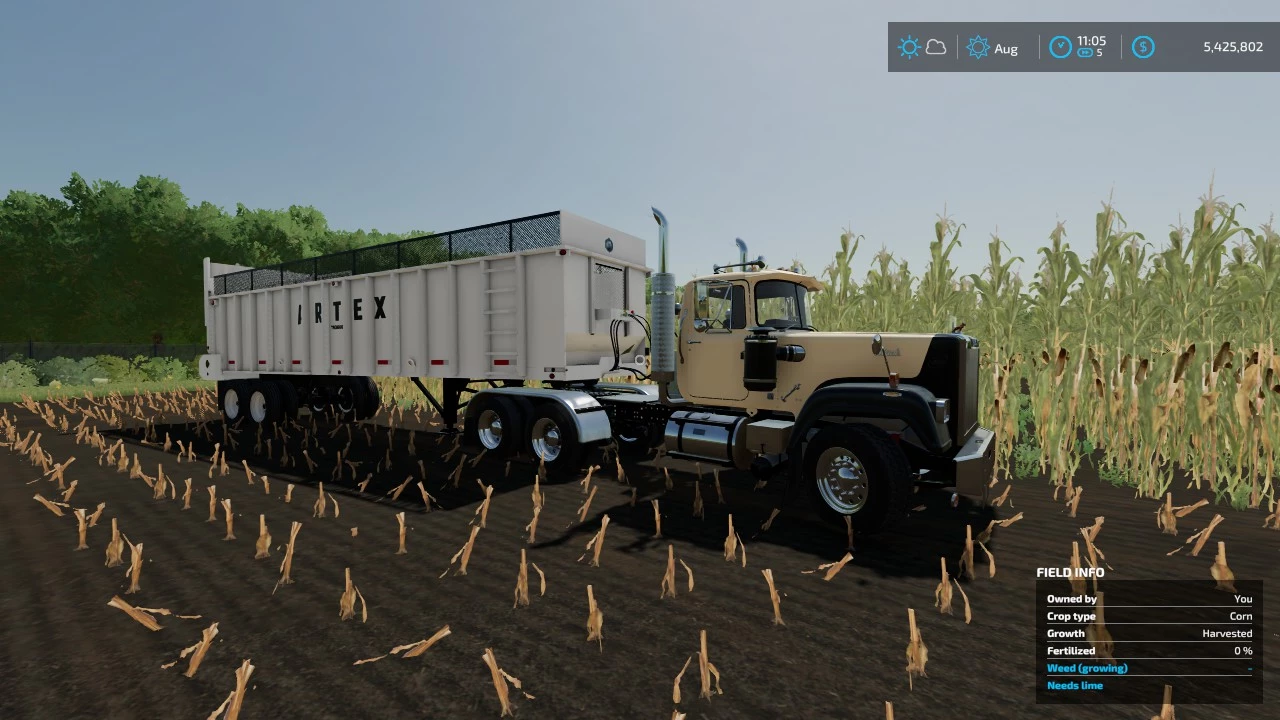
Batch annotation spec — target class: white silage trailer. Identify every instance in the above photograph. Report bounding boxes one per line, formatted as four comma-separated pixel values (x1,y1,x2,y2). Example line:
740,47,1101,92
202,210,650,385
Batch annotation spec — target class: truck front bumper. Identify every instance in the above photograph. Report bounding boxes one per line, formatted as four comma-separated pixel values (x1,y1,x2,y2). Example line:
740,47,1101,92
952,426,995,505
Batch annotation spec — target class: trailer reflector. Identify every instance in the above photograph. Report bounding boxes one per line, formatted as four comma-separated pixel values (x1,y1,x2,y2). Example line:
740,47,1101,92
377,359,390,365
228,360,235,365
430,359,446,366
258,360,266,365
493,359,511,366
332,360,343,365
292,360,301,365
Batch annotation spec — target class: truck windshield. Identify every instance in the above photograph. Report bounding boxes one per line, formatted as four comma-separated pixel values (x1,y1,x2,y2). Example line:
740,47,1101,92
754,280,811,330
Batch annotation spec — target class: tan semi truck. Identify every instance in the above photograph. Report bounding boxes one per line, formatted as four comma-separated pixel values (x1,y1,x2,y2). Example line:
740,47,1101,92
201,208,994,532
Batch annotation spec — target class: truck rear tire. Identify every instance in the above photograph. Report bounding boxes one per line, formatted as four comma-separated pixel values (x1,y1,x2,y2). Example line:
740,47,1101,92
802,423,911,534
219,381,247,424
465,394,524,457
526,403,583,476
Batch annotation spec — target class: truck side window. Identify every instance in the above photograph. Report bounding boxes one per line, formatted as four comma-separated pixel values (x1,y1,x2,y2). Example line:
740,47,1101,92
755,280,807,329
695,281,747,331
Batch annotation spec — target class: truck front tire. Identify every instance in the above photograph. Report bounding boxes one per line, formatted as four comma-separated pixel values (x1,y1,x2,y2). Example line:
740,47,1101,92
802,423,911,534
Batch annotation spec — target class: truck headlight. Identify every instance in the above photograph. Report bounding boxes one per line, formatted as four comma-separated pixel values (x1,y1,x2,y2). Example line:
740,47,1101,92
933,398,951,424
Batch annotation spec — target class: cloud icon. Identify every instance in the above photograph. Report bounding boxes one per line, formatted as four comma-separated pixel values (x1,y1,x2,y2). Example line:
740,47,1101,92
925,38,947,55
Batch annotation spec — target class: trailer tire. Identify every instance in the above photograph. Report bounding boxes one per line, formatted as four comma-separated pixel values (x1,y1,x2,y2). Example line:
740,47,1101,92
275,380,299,420
306,385,331,417
247,381,284,426
357,377,380,420
219,381,248,424
526,403,584,476
335,379,366,421
802,423,911,534
465,394,523,457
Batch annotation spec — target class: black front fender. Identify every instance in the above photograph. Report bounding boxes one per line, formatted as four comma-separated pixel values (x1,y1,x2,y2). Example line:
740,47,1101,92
790,382,951,456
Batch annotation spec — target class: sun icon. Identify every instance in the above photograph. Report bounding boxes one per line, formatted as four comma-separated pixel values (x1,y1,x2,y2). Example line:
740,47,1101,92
966,35,991,60
898,35,921,60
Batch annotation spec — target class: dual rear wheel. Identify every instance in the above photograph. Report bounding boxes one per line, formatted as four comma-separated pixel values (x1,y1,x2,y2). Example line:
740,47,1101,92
465,395,583,475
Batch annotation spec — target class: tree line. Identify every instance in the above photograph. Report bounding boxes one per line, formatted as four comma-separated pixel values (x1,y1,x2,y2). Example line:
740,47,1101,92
0,173,425,343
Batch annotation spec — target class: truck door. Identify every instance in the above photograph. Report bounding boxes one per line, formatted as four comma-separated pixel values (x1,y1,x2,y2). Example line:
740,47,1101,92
680,279,748,402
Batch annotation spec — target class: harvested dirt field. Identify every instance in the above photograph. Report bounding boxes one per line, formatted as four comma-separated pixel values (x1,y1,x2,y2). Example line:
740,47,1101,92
0,391,1276,719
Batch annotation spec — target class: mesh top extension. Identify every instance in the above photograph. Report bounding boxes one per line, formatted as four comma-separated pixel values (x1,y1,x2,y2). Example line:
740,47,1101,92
212,211,562,296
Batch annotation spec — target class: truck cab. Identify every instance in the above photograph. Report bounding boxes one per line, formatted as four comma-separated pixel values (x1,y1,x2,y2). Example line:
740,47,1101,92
678,270,820,404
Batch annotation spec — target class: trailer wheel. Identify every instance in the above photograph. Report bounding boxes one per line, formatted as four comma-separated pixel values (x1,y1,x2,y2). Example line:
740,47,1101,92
527,403,583,476
802,423,911,534
219,381,247,424
335,379,366,421
357,377,380,420
306,385,330,417
247,381,284,426
465,394,523,457
275,380,299,420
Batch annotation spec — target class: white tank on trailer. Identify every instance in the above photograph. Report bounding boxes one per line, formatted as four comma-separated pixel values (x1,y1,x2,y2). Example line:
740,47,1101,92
198,211,652,385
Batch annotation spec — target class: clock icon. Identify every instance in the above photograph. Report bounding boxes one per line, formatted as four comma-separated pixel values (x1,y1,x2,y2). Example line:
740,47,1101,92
1131,35,1156,59
1049,35,1073,59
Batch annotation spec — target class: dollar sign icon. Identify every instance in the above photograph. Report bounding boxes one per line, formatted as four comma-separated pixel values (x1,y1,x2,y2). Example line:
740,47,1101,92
1131,34,1156,59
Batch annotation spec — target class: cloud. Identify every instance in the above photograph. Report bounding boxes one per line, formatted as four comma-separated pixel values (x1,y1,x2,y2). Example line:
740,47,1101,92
925,39,946,55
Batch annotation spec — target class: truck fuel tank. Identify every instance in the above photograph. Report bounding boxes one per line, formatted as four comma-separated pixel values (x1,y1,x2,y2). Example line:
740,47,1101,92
663,410,747,466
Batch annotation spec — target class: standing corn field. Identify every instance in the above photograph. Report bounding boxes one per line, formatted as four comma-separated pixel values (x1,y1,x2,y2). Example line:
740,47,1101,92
810,184,1280,509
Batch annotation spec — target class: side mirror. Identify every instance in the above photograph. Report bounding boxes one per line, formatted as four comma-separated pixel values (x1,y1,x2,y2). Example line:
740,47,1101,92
674,302,682,316
871,334,883,356
693,318,709,333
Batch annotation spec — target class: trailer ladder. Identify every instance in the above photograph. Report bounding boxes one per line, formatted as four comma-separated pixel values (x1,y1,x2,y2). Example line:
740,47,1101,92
481,256,524,377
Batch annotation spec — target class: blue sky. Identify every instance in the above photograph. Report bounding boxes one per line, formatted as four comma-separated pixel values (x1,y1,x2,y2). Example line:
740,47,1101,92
2,0,1276,286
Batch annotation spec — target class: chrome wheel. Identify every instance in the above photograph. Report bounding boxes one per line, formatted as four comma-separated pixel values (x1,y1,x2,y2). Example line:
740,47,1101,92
223,388,241,420
249,390,268,423
815,445,869,514
530,417,562,462
477,409,504,450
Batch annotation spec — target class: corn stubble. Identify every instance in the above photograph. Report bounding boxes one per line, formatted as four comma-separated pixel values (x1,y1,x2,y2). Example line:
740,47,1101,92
273,521,303,594
905,608,928,689
1210,541,1235,591
73,508,88,550
1085,592,1115,662
222,498,235,540
107,595,163,631
762,569,784,625
338,567,368,622
1151,684,1175,720
578,515,610,566
441,526,481,577
124,537,144,594
481,648,533,717
586,585,604,649
254,515,271,559
354,625,452,665
206,659,255,720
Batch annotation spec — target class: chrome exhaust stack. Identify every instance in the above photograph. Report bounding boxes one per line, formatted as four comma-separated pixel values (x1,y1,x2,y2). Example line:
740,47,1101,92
650,207,676,384
735,238,748,266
